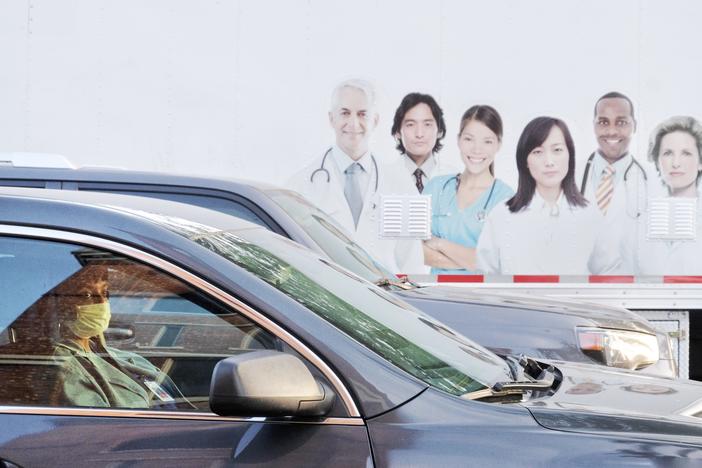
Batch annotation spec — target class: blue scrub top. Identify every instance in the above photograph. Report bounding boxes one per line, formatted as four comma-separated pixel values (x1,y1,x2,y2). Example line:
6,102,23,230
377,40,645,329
424,174,514,274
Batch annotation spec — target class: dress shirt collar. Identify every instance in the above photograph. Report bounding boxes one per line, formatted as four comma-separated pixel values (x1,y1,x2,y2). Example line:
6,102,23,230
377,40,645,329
332,145,373,174
528,189,572,216
593,151,633,183
402,153,437,177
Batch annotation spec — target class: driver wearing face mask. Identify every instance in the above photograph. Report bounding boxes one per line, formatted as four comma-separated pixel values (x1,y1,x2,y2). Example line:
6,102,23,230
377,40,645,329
52,270,187,410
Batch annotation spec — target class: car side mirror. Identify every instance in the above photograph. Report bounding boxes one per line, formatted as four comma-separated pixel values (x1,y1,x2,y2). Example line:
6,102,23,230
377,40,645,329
209,350,335,417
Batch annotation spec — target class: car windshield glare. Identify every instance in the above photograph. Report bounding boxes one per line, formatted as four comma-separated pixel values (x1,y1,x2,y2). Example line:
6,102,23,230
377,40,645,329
129,209,512,394
266,189,398,283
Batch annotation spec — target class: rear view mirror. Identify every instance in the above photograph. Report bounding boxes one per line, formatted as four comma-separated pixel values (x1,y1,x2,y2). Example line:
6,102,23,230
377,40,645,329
209,350,334,417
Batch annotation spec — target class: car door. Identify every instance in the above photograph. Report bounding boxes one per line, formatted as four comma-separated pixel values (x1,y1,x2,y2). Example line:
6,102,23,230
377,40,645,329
0,231,371,467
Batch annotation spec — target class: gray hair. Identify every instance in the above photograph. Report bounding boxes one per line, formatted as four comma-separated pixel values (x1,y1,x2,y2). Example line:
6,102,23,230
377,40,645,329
330,78,377,112
648,116,702,165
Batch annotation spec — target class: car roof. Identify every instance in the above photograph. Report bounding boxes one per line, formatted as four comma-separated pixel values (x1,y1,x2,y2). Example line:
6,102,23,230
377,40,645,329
0,165,320,251
0,184,262,232
0,164,278,193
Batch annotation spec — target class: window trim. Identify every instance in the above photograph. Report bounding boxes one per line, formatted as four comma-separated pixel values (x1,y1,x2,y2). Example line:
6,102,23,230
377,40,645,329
0,224,361,419
0,406,364,426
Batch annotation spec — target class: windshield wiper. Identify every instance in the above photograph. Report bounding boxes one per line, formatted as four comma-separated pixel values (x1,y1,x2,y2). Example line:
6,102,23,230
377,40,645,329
374,277,415,290
462,373,555,402
461,386,526,401
492,373,555,392
398,276,420,288
495,355,559,392
463,355,558,402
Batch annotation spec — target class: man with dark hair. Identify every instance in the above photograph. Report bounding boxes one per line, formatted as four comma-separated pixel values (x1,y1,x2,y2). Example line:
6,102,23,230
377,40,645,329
580,91,650,220
579,92,653,275
390,93,458,193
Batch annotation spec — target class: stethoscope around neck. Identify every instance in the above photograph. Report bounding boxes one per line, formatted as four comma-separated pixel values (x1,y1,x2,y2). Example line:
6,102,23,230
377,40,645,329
580,151,647,218
436,173,497,223
310,147,379,194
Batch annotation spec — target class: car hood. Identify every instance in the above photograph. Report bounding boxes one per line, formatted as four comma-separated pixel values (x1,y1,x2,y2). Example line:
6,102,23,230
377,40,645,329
523,360,702,441
398,285,654,333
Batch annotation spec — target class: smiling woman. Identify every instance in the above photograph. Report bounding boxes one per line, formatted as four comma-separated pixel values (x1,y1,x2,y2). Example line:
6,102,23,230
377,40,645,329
476,117,620,275
422,105,514,274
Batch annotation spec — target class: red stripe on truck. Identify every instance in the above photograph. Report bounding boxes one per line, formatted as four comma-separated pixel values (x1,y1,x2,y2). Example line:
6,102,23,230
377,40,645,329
513,275,560,283
588,275,635,283
663,276,702,283
437,274,484,283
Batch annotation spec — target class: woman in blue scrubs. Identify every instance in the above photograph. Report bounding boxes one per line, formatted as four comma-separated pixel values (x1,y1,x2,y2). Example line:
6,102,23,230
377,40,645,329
423,105,514,274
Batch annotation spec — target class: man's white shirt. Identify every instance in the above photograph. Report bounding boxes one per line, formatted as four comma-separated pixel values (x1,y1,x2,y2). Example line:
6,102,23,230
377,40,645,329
389,153,460,193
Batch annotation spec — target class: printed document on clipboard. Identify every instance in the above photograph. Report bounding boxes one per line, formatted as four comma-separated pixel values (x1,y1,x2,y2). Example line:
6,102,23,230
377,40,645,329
378,195,432,240
647,197,697,241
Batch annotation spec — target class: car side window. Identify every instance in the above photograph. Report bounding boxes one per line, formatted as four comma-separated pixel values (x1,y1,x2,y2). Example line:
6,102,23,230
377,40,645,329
0,236,335,413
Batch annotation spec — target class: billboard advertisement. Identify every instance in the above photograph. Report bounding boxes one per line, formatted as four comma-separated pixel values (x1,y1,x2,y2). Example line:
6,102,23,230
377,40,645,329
1,1,700,277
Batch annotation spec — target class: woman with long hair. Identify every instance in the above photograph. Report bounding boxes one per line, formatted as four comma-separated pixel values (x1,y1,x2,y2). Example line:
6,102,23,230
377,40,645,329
476,116,618,274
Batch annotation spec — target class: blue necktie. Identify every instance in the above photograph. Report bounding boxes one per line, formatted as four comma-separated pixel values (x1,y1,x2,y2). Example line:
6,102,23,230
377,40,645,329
344,162,363,227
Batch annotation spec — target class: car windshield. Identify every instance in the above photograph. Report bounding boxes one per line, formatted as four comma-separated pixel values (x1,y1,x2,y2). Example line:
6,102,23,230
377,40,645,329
266,189,397,284
129,210,512,395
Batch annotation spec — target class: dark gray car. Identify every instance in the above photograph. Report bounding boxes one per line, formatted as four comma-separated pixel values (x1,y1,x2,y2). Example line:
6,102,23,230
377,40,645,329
1,188,701,467
0,165,674,375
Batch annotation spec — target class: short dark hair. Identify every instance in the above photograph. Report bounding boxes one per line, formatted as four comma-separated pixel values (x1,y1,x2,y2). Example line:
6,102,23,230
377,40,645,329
458,105,503,176
391,93,446,154
507,117,587,213
593,91,636,121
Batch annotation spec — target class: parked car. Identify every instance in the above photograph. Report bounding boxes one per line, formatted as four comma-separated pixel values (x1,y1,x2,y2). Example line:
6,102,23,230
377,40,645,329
0,163,675,376
0,188,702,466
1,187,702,466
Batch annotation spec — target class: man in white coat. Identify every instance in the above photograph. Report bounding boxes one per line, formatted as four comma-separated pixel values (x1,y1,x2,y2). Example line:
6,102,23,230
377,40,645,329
287,79,424,274
581,92,652,222
388,92,459,194
580,92,654,273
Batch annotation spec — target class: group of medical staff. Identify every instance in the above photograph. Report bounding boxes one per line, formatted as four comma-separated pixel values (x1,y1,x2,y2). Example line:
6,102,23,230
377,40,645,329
288,79,702,276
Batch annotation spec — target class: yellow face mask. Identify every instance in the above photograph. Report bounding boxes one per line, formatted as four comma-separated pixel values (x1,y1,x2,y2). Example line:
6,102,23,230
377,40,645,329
67,302,112,339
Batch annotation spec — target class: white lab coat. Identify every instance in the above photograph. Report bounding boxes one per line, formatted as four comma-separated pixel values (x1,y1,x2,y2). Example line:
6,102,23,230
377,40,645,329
287,149,425,274
476,192,620,275
581,152,656,244
620,197,702,275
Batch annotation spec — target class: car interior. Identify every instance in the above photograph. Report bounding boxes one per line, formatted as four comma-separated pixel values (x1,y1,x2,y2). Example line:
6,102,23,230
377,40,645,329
0,238,283,411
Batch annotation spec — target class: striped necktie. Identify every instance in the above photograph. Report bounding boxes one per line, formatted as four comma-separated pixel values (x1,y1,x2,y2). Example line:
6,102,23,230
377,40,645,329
596,165,615,214
413,168,425,193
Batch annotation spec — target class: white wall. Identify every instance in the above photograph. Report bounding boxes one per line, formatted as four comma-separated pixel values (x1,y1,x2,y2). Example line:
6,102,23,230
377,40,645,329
1,0,700,189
